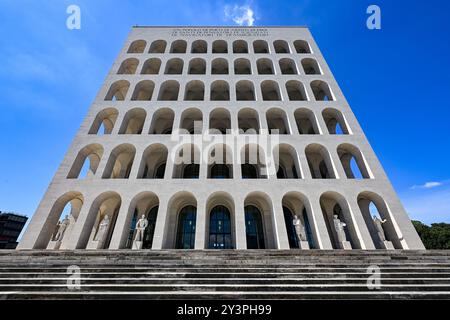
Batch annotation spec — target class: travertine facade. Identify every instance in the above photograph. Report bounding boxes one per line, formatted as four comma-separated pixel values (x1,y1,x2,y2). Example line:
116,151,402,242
18,26,425,251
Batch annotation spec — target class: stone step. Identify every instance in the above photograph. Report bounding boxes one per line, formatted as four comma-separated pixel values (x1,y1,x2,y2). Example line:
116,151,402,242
1,277,449,285
1,283,450,292
2,271,449,279
1,250,449,299
3,290,450,300
0,265,450,274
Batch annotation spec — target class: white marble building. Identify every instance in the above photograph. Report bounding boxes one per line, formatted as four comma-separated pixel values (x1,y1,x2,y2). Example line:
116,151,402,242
17,26,425,251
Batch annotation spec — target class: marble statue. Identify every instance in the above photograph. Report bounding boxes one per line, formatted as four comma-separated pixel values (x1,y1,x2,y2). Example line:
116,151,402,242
333,215,347,242
373,216,387,241
292,215,307,241
132,214,149,249
94,215,110,242
54,215,70,241
134,215,149,242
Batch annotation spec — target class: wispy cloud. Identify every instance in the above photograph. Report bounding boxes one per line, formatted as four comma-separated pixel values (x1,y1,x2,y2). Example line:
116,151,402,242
224,4,256,26
410,181,445,190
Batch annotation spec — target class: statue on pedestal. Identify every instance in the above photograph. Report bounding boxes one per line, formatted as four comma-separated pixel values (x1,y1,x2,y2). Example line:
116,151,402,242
53,215,70,242
94,215,110,244
373,216,387,241
132,215,148,249
134,215,149,242
333,215,347,242
292,215,307,241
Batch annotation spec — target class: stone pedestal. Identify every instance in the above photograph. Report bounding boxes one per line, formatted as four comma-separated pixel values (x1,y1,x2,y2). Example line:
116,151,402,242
299,241,310,250
132,240,143,250
339,241,352,250
380,240,395,250
46,240,61,250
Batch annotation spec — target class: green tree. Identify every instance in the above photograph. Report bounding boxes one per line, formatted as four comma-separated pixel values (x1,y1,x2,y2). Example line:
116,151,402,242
412,220,450,249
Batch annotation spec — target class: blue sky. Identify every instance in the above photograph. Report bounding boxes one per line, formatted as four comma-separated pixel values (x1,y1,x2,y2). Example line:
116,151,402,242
0,0,449,225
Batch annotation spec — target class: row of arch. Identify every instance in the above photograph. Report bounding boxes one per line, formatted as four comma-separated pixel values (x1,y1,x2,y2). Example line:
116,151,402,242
38,189,401,250
68,142,373,181
128,39,312,55
118,57,321,76
90,107,350,136
105,79,334,102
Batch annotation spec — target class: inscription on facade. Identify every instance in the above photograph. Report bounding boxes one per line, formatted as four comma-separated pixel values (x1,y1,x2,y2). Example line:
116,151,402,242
171,28,269,37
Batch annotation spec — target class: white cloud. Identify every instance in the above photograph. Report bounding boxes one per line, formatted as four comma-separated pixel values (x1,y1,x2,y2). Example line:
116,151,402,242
224,4,255,26
410,181,444,190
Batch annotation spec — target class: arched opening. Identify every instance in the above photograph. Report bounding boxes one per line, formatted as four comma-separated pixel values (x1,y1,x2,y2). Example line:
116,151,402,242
82,192,121,249
322,108,350,134
241,144,267,179
35,192,83,249
261,80,281,101
311,80,334,101
188,58,206,74
210,80,230,100
302,58,321,75
88,108,118,135
294,108,319,134
244,206,265,249
102,144,136,179
118,58,138,74
172,144,200,179
211,58,229,74
128,40,146,53
191,40,207,53
282,192,316,249
286,80,307,101
137,144,168,179
105,80,129,101
163,192,197,249
164,58,183,74
257,58,274,74
233,40,248,53
158,80,179,100
244,192,276,249
209,108,231,134
184,80,204,100
274,40,290,53
67,144,103,179
234,58,251,74
253,40,269,53
118,108,146,134
358,191,402,249
141,58,161,74
149,108,174,134
212,40,228,53
206,192,235,249
131,80,155,101
305,144,336,179
238,108,259,134
125,192,159,249
170,40,187,53
176,206,197,249
207,144,233,179
320,192,360,249
273,144,301,179
279,58,297,74
208,206,232,249
236,80,255,100
266,108,290,134
149,40,166,53
337,144,372,179
293,40,311,54
179,108,203,134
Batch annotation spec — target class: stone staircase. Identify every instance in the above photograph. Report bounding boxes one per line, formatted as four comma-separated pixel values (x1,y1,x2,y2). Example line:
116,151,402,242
0,250,449,299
